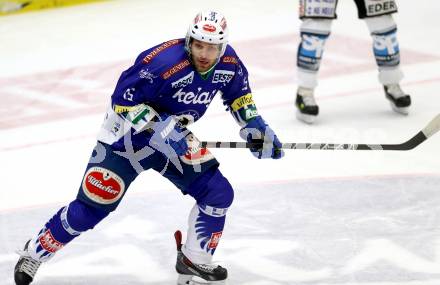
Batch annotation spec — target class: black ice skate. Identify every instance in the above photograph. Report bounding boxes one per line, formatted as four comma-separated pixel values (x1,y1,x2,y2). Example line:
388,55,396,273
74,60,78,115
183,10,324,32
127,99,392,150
295,87,319,124
14,240,41,285
384,84,411,115
174,230,227,285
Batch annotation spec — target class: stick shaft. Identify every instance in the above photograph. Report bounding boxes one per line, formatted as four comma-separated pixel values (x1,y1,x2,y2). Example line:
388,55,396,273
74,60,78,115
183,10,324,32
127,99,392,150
200,113,440,151
199,134,423,150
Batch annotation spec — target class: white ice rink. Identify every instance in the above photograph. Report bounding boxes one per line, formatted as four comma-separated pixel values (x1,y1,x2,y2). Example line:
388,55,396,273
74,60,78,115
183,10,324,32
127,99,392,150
1,0,440,284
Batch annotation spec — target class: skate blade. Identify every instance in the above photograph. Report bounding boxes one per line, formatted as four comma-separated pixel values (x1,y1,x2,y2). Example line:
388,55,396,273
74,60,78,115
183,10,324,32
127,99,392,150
177,274,227,285
390,103,409,115
296,110,317,124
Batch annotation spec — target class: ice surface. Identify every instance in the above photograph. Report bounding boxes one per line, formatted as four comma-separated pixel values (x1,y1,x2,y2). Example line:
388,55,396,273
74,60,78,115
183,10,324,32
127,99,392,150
1,0,440,284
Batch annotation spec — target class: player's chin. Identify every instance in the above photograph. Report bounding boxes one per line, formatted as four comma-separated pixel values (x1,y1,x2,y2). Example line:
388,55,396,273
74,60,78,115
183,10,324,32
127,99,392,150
196,65,209,73
195,61,212,72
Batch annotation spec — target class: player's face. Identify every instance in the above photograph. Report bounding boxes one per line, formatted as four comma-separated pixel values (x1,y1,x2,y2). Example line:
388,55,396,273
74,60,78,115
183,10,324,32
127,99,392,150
190,39,221,73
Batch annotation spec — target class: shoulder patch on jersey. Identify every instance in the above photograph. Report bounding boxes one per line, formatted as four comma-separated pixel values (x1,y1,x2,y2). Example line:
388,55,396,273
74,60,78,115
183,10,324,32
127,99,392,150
212,70,235,84
162,59,191,80
222,56,238,65
113,104,155,125
113,104,138,113
143,39,182,64
230,93,254,111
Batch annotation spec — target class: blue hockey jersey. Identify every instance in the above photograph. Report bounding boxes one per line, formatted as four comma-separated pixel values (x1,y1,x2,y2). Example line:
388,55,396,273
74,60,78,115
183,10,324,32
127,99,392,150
97,38,252,150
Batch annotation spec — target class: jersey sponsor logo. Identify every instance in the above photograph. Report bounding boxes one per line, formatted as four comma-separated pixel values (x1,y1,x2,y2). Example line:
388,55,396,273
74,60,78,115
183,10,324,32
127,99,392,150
113,104,139,113
159,119,176,139
181,133,215,165
230,93,255,111
222,56,238,65
39,229,64,253
142,39,182,64
208,231,223,249
82,167,126,205
203,24,216,32
366,0,397,15
171,71,194,89
172,87,217,106
183,146,212,162
299,0,337,18
162,59,191,80
245,109,258,120
139,69,157,84
126,104,152,124
212,70,235,84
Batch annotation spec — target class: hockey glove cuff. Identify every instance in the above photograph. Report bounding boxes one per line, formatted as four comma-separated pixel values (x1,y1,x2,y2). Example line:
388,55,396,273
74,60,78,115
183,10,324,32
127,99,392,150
239,116,284,159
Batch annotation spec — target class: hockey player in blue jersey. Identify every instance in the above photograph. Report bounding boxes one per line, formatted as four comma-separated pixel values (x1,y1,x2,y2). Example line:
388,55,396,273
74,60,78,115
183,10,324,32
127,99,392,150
13,11,284,285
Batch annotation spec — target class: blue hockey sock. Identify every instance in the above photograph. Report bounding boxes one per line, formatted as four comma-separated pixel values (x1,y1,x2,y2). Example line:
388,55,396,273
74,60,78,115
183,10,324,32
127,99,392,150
28,199,109,262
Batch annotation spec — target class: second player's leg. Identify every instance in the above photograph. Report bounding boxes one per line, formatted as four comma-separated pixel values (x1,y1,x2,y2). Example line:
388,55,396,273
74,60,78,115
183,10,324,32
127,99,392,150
365,15,411,114
354,0,411,114
296,0,338,123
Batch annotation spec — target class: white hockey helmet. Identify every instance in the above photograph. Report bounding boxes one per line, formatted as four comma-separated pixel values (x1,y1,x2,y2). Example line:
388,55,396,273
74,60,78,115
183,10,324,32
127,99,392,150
185,11,229,58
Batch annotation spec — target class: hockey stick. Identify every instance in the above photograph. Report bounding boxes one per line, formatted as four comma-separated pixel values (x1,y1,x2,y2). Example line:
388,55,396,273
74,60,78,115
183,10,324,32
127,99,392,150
200,114,440,151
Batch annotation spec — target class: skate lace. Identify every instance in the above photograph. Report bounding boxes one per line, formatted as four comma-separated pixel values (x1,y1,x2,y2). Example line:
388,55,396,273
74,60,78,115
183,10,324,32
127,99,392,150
196,263,216,273
386,84,406,99
297,87,316,106
16,250,41,278
301,94,317,106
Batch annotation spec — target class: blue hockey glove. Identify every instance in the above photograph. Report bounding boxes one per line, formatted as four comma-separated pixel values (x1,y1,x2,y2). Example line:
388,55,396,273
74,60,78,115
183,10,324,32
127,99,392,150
148,114,189,157
239,116,284,159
